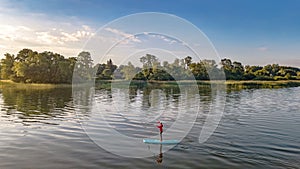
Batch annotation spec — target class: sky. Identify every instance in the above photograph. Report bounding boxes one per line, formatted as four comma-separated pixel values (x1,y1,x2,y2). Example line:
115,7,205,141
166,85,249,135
0,0,299,66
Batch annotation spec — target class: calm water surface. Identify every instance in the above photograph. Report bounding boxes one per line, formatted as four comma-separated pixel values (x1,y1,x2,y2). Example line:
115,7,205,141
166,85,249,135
0,83,299,169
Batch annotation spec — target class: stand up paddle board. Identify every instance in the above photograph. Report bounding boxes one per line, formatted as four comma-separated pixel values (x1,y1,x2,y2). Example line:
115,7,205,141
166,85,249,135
143,139,180,144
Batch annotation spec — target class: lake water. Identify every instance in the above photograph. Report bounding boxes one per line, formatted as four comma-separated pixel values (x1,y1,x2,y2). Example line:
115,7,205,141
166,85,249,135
0,83,299,168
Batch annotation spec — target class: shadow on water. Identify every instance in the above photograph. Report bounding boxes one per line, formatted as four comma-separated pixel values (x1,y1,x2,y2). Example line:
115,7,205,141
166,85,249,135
0,85,73,124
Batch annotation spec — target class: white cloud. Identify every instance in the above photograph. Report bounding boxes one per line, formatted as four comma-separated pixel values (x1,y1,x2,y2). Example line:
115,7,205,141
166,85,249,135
257,46,268,52
104,27,132,38
60,29,95,42
36,31,62,44
82,25,92,31
104,27,141,44
0,25,33,41
148,33,179,45
0,3,96,58
61,32,79,42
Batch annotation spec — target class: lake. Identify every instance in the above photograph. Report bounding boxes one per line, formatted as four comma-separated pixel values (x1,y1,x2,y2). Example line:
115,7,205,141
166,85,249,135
0,82,299,168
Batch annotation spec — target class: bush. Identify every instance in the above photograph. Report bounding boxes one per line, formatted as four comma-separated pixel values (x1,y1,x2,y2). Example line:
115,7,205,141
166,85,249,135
274,76,287,81
253,76,273,81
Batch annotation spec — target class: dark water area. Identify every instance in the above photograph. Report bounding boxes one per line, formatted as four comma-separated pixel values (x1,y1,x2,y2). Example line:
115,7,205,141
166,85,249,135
0,83,299,168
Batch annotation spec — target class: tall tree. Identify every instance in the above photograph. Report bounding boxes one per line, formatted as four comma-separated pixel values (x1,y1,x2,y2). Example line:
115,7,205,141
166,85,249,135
140,54,159,79
232,61,244,79
189,62,209,80
221,58,245,80
184,56,192,69
95,59,117,80
140,54,158,68
13,49,39,82
74,51,94,81
1,53,15,79
121,62,137,80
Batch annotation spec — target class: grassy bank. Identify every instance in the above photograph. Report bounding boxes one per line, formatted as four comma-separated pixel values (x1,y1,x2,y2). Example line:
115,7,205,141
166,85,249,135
0,80,71,89
225,80,300,89
97,79,300,85
2,79,300,90
94,79,300,89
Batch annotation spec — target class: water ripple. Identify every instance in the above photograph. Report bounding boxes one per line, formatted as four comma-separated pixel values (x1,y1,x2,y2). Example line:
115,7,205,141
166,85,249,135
0,86,299,168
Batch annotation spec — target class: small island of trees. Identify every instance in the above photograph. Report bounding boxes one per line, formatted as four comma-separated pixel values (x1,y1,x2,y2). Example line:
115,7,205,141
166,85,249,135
1,48,300,84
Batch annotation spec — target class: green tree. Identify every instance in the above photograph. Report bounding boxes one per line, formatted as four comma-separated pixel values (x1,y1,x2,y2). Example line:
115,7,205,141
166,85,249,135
10,49,76,83
103,59,117,79
95,59,117,80
1,53,15,79
139,54,160,80
221,58,245,80
132,72,147,80
113,65,124,79
189,62,208,80
140,54,158,68
297,72,300,79
232,61,244,79
74,51,94,81
264,64,280,77
121,62,138,80
167,58,189,80
12,49,39,82
184,56,192,69
221,58,234,80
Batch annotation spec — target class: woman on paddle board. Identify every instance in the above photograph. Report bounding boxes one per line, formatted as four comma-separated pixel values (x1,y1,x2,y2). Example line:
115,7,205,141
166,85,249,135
157,121,163,141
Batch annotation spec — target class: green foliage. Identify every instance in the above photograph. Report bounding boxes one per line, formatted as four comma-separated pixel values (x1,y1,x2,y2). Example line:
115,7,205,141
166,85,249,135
189,62,208,80
1,53,15,79
220,58,245,80
132,72,147,80
220,59,300,81
119,62,138,80
149,69,174,81
74,51,94,81
189,59,221,80
184,56,192,68
1,49,76,83
140,54,158,68
297,72,300,79
95,59,117,80
1,49,300,83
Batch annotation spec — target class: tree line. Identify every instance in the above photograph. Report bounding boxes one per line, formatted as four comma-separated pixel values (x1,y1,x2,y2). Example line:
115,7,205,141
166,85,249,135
107,54,300,81
1,49,300,84
1,49,76,83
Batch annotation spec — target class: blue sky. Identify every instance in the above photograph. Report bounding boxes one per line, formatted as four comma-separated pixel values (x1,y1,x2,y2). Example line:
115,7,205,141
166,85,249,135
0,0,299,66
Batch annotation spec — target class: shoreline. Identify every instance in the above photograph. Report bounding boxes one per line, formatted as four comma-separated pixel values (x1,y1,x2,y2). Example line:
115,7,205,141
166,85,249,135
96,79,300,89
1,79,300,88
0,80,72,89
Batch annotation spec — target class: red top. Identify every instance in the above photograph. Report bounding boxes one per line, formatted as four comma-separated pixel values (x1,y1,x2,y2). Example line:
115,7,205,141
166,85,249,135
157,122,163,132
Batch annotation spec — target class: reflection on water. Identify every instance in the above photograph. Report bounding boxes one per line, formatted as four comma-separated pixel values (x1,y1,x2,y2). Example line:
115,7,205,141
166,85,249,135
0,86,72,125
156,144,163,164
128,83,181,111
0,83,299,168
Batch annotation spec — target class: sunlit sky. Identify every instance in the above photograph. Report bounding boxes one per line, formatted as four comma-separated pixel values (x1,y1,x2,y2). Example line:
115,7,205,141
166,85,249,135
0,0,299,66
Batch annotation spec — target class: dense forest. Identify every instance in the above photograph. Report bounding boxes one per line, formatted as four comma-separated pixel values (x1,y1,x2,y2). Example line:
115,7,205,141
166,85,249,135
1,49,300,84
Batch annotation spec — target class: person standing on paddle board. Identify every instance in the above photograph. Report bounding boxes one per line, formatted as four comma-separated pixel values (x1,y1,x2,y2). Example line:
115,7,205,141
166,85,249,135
157,121,163,141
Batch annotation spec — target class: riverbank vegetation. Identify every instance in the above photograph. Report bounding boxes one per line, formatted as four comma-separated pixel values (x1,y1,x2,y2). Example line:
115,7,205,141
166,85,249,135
1,49,300,84
0,80,71,89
